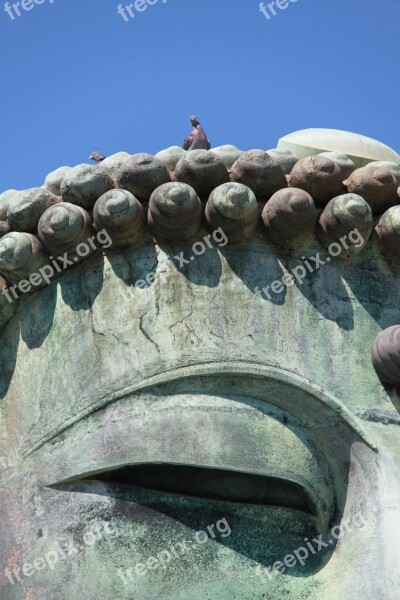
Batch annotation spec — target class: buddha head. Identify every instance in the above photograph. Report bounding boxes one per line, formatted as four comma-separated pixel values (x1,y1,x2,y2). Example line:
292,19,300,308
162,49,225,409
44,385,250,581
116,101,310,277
0,129,399,600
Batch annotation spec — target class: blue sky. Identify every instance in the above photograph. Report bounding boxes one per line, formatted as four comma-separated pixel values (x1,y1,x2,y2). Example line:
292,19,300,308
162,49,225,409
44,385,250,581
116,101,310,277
0,0,399,190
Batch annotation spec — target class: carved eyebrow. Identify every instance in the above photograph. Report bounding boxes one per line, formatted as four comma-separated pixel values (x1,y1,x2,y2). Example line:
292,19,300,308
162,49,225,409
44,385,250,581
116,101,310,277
23,361,377,458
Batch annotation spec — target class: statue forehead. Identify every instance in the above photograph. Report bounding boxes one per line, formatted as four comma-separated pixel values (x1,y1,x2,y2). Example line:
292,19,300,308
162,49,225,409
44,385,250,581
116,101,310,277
0,139,399,466
0,237,397,460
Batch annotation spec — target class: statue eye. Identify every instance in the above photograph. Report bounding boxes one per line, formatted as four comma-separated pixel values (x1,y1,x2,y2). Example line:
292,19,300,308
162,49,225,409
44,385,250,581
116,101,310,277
83,463,318,517
45,392,343,574
47,395,336,545
53,459,332,573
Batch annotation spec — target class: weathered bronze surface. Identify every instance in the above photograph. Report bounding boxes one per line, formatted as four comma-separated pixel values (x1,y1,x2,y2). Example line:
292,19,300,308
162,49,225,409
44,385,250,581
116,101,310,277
1,131,400,600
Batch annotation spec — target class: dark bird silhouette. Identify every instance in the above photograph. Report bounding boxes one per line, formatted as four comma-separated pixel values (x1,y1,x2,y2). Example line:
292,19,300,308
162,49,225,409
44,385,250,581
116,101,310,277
88,151,106,164
183,116,211,151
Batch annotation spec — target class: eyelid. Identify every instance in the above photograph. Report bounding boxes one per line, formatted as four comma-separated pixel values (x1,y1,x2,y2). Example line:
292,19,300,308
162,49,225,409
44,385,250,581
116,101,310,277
23,361,376,459
38,398,335,532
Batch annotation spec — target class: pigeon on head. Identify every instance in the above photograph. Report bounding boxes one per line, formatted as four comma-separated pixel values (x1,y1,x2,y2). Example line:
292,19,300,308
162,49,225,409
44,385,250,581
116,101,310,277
88,151,106,164
183,116,211,151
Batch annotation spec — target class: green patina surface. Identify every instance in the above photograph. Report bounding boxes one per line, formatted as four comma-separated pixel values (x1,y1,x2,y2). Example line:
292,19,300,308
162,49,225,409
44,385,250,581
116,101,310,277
0,229,399,599
1,130,399,600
